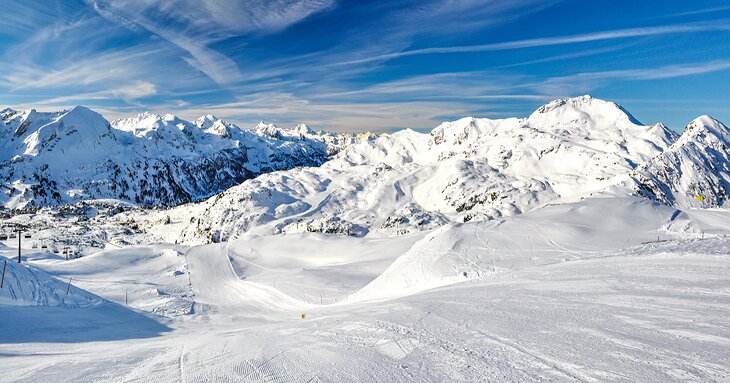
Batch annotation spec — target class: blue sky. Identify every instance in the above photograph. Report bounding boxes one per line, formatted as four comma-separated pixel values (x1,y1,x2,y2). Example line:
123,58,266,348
1,0,729,133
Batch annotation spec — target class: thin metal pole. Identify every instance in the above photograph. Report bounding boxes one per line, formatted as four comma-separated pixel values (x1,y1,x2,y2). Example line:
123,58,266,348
66,277,72,295
17,229,21,263
1,260,6,288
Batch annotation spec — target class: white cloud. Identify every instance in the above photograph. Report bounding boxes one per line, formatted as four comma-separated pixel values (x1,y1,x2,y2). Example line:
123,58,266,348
87,0,334,84
335,21,730,65
4,46,168,91
110,81,158,99
90,0,334,35
530,61,730,96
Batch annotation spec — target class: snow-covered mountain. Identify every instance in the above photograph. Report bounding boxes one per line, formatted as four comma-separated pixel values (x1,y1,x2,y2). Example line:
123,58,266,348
6,96,730,243
631,115,730,208
0,107,346,209
149,95,695,243
4,101,730,383
253,121,369,156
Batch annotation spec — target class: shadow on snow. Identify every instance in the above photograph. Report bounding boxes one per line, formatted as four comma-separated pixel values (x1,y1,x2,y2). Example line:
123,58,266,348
0,301,171,344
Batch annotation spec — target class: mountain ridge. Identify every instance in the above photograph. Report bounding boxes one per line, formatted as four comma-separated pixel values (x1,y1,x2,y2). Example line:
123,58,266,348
0,106,352,209
3,96,729,245
126,95,727,243
632,115,730,208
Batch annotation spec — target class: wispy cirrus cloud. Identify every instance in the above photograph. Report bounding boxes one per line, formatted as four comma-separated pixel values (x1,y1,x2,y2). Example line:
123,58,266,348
2,1,730,132
530,60,730,96
90,0,335,35
30,81,158,107
87,0,334,84
658,5,730,18
334,21,730,66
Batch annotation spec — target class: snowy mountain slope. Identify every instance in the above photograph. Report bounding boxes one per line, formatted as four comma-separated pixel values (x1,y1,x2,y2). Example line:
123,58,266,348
155,96,679,243
631,115,730,208
0,107,345,209
352,197,717,301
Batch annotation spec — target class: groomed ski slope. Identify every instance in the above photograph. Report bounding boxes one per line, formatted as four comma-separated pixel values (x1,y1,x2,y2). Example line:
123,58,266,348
1,197,729,381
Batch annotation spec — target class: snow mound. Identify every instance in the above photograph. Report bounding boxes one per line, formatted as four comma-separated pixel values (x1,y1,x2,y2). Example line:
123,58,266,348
0,257,102,307
41,245,194,317
352,197,717,301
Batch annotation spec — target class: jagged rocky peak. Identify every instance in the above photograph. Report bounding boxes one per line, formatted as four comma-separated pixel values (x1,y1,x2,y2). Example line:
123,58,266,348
3,105,111,141
1,107,16,118
294,123,315,135
428,116,485,146
255,121,282,137
631,115,730,208
112,111,204,143
428,95,666,149
111,111,164,134
646,122,677,143
195,114,220,129
676,115,730,147
254,121,312,141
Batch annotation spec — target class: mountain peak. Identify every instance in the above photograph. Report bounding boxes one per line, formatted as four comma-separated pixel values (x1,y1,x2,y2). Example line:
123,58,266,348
162,113,180,122
62,105,107,122
674,115,730,148
632,114,730,208
68,105,92,112
686,114,726,133
529,95,642,126
195,114,220,129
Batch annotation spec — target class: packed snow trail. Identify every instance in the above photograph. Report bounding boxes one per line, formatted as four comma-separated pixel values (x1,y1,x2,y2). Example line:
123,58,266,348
4,243,729,382
185,243,305,313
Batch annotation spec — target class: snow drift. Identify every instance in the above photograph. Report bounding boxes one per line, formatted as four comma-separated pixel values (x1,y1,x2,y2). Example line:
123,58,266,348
0,256,101,307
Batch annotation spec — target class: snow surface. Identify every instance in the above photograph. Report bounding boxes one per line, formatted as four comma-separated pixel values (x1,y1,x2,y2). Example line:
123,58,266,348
1,197,730,382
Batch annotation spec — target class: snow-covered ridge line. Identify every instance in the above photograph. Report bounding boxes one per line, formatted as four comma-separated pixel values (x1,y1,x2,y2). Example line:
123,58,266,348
4,95,730,243
0,106,365,209
127,95,729,244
